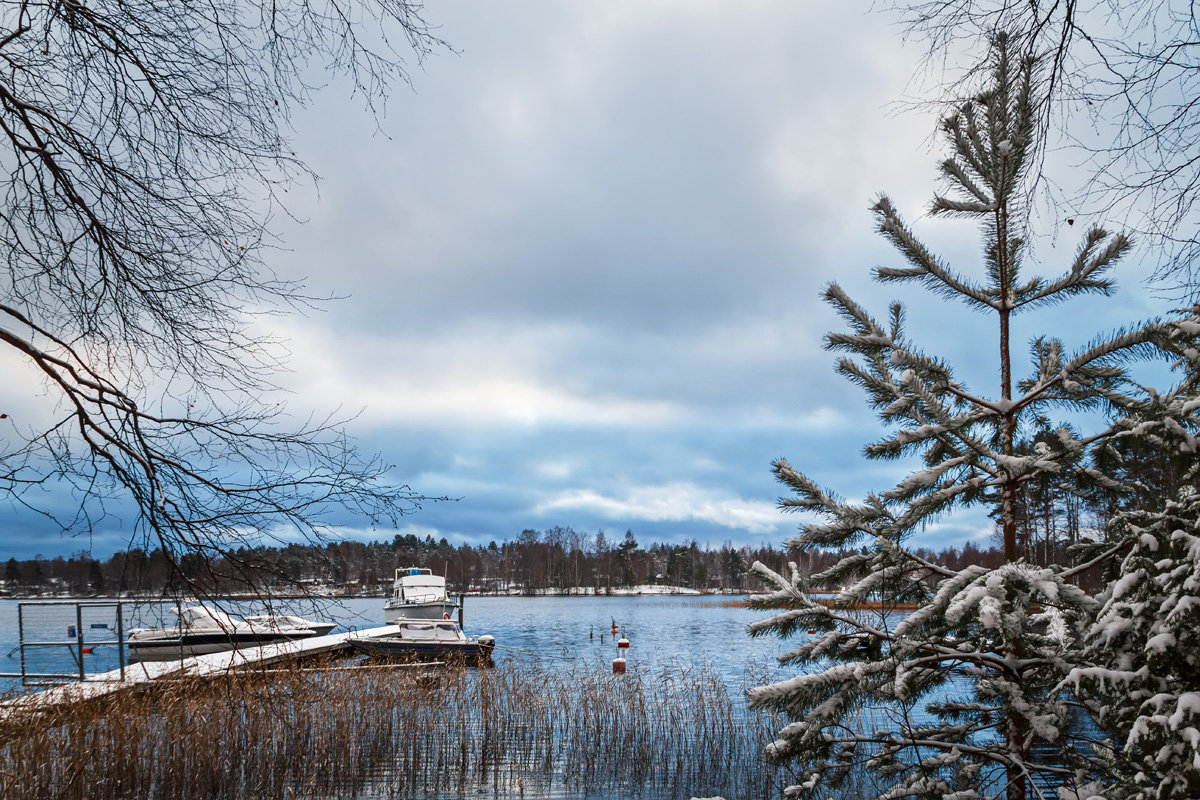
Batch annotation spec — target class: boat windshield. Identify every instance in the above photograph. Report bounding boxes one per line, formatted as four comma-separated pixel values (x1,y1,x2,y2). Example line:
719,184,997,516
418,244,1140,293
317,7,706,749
244,614,310,629
177,605,239,630
399,622,464,641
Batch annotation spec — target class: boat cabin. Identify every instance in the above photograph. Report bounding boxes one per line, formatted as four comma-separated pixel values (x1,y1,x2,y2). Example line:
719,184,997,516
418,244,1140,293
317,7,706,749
384,567,460,624
392,567,447,603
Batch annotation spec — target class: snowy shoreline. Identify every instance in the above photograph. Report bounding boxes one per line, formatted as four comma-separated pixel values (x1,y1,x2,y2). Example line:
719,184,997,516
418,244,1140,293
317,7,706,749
0,584,738,601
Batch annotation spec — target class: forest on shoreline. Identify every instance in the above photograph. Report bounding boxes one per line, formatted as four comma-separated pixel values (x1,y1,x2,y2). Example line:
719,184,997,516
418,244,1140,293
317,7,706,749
0,527,1018,599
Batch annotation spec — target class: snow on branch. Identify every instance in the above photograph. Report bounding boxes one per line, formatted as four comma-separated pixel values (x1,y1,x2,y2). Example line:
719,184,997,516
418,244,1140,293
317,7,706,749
1011,226,1123,311
754,32,1200,800
871,196,996,310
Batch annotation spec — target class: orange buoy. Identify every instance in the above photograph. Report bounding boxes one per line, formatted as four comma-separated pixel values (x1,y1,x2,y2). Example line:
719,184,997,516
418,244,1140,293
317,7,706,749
611,622,618,636
81,647,93,654
617,637,629,649
612,657,626,674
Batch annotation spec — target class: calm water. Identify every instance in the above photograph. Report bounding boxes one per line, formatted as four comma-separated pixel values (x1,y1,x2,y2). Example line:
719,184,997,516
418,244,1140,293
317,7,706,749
0,596,971,800
0,597,1073,800
1,594,795,800
0,594,784,693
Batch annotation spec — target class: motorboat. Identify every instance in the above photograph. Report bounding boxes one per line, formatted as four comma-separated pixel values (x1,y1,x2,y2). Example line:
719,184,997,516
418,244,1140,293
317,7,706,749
384,567,461,624
126,604,336,661
348,619,495,665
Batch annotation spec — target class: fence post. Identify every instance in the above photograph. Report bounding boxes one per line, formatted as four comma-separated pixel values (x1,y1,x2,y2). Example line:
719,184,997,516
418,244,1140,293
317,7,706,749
117,601,126,680
76,603,85,681
17,603,27,685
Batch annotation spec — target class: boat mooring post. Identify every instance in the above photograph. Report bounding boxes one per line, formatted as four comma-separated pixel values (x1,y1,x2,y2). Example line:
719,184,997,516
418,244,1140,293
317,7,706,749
458,594,464,629
612,628,629,674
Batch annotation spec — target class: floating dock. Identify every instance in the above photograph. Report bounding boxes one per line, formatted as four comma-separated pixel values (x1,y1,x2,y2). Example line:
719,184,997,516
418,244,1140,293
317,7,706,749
0,624,402,717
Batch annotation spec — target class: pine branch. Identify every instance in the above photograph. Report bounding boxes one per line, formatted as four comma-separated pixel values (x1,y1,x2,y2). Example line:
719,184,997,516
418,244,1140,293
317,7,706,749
871,196,997,309
1013,227,1127,311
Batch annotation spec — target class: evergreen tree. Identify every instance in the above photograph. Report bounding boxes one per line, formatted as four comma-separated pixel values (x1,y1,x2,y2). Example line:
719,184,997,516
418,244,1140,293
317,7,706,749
1088,420,1200,522
87,560,106,595
747,34,1200,800
1069,487,1200,800
28,561,44,592
618,530,639,586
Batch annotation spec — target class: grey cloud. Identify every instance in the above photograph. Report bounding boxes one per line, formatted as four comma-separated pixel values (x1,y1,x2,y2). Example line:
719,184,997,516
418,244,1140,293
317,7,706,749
278,3,923,337
9,3,1087,559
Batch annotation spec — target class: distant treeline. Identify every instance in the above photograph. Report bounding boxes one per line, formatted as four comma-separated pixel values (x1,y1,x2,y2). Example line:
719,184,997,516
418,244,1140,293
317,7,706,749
0,527,1014,597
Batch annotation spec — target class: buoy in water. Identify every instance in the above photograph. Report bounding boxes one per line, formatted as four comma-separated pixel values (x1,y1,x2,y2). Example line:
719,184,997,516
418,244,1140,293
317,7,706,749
617,637,629,649
807,629,816,635
611,622,618,636
612,657,626,674
81,647,93,654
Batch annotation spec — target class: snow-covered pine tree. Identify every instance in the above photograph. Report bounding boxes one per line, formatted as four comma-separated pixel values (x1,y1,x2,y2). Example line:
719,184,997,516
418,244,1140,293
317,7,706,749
1068,484,1200,800
747,33,1200,800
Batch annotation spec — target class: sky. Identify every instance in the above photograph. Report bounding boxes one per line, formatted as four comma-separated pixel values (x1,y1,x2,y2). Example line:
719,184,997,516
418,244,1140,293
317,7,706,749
0,2,1176,560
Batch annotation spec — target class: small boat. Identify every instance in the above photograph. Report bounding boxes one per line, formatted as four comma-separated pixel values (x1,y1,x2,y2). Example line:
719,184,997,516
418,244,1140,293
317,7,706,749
349,620,495,665
384,567,461,624
126,605,336,661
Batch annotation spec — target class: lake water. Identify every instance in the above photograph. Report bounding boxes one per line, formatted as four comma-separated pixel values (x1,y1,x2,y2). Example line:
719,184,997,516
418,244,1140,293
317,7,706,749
0,596,1082,800
0,594,785,694
0,594,798,800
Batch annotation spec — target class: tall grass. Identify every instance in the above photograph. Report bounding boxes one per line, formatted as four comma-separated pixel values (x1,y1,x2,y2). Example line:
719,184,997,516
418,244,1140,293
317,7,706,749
0,656,791,800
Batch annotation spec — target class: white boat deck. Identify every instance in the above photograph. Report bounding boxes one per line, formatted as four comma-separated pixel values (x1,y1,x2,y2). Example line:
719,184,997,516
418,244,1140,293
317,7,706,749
1,624,401,716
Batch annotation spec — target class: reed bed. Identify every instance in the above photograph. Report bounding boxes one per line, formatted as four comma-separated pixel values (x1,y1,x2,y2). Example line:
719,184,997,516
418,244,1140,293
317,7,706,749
0,656,792,800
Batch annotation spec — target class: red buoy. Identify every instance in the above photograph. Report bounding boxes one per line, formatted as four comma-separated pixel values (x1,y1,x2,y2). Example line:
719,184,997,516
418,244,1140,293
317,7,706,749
612,657,626,674
81,647,93,654
611,622,618,636
617,637,629,649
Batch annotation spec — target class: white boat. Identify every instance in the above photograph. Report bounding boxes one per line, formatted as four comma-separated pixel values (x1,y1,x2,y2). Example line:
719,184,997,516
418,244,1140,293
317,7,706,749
384,567,460,624
126,605,336,661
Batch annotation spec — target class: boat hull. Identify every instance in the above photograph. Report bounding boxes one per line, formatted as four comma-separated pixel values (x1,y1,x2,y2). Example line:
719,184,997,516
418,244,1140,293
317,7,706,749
349,636,494,666
127,630,322,661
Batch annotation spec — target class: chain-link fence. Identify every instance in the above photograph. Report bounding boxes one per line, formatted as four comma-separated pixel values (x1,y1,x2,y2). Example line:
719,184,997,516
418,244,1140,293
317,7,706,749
0,601,125,685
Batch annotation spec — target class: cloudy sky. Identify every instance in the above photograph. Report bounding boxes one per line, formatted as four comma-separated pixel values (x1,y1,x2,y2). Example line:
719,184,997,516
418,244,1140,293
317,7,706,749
0,2,1172,559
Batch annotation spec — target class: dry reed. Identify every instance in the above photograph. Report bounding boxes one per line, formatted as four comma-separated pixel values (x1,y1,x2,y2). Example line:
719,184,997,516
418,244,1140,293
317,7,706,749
0,655,790,800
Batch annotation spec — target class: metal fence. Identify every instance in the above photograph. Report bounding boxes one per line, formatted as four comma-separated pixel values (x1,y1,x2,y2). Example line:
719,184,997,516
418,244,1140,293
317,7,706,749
0,601,125,685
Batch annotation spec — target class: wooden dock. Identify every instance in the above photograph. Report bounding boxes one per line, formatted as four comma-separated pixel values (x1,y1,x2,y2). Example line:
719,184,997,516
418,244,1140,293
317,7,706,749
0,624,401,716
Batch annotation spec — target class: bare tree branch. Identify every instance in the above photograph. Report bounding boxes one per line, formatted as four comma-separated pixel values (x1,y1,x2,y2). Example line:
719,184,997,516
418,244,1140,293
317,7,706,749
888,0,1200,297
0,1,448,581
